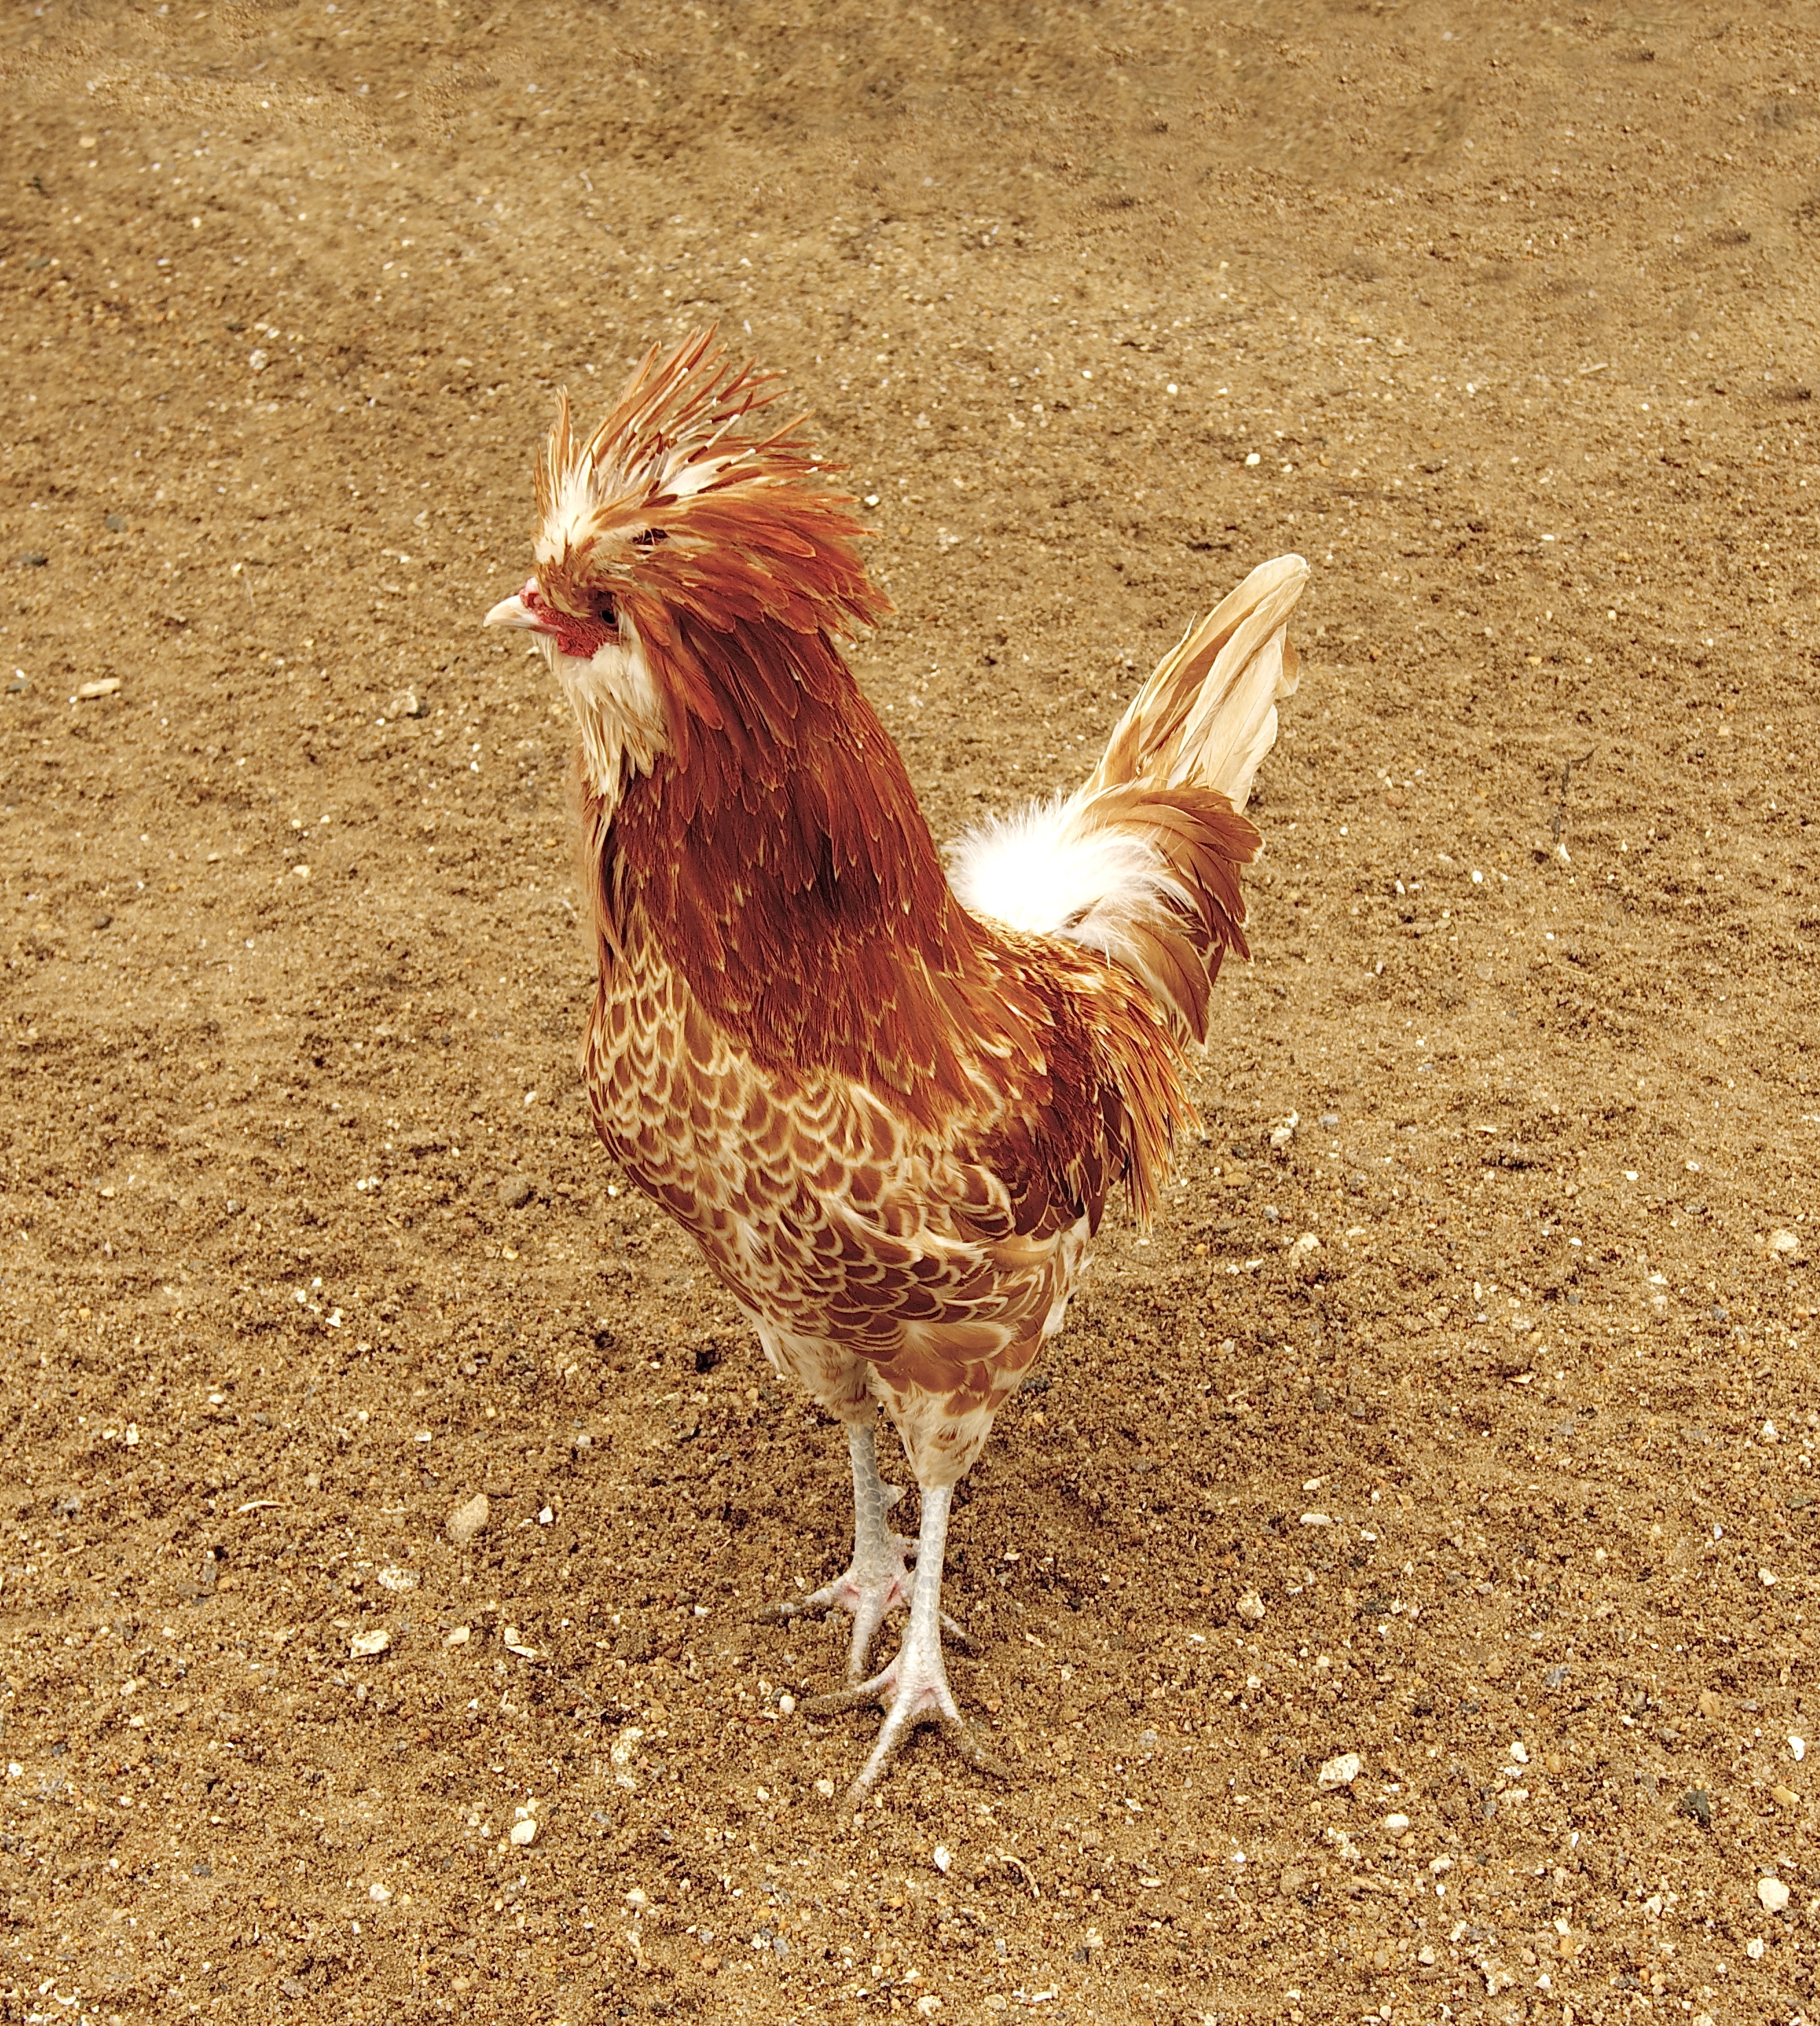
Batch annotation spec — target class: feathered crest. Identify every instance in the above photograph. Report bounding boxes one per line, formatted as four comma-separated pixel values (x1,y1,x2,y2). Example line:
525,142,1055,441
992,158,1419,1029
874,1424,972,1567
535,327,814,535
530,326,886,649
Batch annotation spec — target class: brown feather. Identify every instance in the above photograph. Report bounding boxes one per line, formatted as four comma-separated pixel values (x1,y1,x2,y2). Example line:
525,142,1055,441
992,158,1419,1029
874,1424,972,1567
520,333,1298,1491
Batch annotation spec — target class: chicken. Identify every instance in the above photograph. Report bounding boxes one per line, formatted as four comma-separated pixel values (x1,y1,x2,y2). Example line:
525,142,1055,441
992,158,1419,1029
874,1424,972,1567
485,330,1307,1803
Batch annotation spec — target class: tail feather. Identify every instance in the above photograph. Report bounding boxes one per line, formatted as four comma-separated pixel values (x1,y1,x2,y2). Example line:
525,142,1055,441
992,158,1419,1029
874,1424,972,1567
1087,553,1307,810
949,554,1308,1043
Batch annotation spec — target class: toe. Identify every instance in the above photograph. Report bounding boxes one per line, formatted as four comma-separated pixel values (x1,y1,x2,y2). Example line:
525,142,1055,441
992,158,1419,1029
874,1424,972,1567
802,1669,894,1719
939,1713,1010,1781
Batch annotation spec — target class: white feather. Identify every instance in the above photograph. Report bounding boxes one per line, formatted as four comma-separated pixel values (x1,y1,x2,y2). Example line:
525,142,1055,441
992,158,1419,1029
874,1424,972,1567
533,460,601,569
948,794,1186,950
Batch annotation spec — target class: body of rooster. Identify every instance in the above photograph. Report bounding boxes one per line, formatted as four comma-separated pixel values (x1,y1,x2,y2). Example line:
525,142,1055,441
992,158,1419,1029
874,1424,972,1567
487,331,1307,1801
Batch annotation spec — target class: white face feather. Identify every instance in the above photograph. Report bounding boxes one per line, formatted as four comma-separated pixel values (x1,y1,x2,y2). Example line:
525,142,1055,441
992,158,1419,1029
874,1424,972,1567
540,609,667,811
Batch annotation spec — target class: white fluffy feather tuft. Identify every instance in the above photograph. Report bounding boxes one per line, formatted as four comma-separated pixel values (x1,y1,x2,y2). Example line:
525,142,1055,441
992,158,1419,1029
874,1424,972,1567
948,795,1186,950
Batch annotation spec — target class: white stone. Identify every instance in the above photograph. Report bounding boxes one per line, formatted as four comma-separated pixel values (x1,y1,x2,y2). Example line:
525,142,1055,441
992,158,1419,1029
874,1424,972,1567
1758,1875,1790,1915
509,1817,537,1847
1318,1752,1362,1790
446,1492,490,1546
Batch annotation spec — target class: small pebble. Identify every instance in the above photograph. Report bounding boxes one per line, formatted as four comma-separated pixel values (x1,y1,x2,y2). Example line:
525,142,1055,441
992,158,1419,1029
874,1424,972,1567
814,1778,836,1799
1509,1740,1529,1765
368,1882,390,1903
445,1492,490,1546
444,1625,470,1647
1771,1784,1799,1808
498,1174,535,1209
509,1817,537,1847
932,1844,952,1874
1318,1752,1362,1790
1236,1589,1266,1624
1758,1875,1790,1915
76,678,120,700
1790,1736,1807,1762
625,1886,650,1913
1383,1813,1410,1834
502,1627,544,1659
348,1629,390,1659
777,1693,796,1716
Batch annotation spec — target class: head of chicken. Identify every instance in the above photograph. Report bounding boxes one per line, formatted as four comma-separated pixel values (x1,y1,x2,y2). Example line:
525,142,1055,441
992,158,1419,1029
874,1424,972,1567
484,329,883,810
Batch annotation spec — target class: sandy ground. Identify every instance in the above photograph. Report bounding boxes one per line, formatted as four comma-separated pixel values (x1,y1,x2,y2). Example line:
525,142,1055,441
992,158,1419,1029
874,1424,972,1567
2,3,1818,2022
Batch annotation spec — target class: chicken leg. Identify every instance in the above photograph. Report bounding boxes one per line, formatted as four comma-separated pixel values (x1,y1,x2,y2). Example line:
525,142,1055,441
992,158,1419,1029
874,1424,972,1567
803,1481,1005,1805
766,1421,915,1678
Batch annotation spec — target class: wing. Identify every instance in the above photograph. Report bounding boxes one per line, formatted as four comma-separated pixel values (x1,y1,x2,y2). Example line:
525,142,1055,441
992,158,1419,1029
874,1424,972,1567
584,909,1188,1484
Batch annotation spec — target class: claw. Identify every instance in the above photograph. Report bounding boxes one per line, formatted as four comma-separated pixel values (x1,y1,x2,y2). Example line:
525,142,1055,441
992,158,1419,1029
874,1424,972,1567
937,1609,977,1655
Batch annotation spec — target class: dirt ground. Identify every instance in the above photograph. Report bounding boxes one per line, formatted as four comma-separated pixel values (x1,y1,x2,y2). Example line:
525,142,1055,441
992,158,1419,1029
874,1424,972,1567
2,3,1818,2022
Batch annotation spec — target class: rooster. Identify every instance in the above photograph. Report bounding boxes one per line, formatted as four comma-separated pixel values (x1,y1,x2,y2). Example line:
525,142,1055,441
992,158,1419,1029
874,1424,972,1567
486,331,1306,1803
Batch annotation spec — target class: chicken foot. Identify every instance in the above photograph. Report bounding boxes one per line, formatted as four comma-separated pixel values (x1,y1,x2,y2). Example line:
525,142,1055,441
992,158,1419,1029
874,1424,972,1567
764,1421,931,1680
803,1481,1005,1805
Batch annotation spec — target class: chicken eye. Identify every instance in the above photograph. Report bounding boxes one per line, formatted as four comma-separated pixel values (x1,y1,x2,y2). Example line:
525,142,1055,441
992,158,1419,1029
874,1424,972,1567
592,592,620,628
631,526,669,548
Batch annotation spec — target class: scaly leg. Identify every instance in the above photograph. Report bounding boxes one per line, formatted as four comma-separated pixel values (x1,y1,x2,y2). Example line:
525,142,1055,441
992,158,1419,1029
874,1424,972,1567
764,1421,914,1679
803,1482,1005,1805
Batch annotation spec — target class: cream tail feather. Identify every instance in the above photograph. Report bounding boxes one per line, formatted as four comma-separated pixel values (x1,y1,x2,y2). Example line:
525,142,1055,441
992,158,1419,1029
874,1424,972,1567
949,553,1308,1043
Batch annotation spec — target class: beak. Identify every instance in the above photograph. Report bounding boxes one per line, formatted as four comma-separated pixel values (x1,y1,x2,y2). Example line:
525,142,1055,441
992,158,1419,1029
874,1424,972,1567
484,579,545,630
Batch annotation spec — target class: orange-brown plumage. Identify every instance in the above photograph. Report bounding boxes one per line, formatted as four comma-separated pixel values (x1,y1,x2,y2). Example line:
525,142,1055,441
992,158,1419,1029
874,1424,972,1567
487,329,1307,1798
